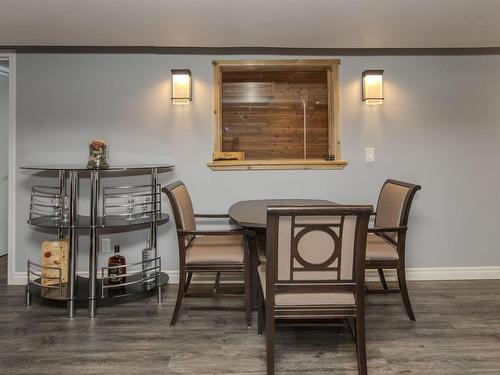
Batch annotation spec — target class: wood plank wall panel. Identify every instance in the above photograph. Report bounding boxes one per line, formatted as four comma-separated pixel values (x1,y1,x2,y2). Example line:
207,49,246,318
221,70,329,160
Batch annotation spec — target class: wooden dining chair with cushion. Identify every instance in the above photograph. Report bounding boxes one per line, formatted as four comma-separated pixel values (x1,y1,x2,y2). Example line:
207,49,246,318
365,179,421,321
162,181,251,327
257,205,372,375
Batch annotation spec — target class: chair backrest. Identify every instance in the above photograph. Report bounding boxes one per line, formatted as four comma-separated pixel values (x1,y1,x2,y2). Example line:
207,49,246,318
265,205,372,302
162,181,196,246
374,179,421,241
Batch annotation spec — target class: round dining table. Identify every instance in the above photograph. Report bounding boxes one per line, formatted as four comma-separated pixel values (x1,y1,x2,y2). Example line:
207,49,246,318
228,199,335,308
229,199,334,228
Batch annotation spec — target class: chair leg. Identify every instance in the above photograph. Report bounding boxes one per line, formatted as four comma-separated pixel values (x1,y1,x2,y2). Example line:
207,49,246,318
355,313,367,375
257,287,265,336
170,268,187,326
346,318,356,341
378,268,389,290
213,271,221,295
397,266,416,322
266,307,275,375
183,272,193,294
249,234,261,309
244,262,252,328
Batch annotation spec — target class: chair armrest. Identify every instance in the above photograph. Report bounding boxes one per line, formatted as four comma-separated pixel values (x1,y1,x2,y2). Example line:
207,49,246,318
178,228,246,236
194,214,230,218
368,226,407,234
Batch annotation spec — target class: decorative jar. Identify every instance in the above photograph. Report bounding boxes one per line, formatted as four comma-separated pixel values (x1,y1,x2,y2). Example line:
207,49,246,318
87,139,109,169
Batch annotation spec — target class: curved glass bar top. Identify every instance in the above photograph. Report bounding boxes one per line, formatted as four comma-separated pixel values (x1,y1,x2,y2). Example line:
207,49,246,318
22,163,174,319
21,163,175,171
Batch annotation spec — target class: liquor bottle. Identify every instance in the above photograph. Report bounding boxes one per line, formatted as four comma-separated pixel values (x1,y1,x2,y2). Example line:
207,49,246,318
108,245,126,285
142,236,156,291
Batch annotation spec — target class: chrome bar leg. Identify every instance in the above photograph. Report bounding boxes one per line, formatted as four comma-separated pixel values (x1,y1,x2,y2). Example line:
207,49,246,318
26,261,32,307
151,168,164,296
89,170,99,318
67,300,75,317
151,168,158,256
157,281,162,303
25,285,32,306
67,170,78,318
57,170,66,240
157,258,162,304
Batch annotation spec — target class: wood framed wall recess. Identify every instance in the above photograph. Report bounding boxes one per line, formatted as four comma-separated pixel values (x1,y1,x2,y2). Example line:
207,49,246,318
209,59,346,170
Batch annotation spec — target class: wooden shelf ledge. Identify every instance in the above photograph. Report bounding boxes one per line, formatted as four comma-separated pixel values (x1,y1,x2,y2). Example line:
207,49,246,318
207,159,348,171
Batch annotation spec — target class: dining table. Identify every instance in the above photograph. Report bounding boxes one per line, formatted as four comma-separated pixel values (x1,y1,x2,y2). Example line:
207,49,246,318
228,199,335,308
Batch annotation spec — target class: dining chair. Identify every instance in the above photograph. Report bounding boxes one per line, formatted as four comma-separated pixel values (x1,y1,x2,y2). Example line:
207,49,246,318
257,205,372,375
162,180,251,327
365,179,421,321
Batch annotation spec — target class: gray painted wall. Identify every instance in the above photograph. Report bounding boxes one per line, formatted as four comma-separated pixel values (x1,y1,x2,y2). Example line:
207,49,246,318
0,66,9,256
13,53,500,279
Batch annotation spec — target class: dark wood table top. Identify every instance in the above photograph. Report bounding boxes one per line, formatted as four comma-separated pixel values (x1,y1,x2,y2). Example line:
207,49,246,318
229,199,335,228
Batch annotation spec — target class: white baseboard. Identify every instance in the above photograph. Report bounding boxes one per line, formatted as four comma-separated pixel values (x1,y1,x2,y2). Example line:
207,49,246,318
9,266,500,286
403,266,500,281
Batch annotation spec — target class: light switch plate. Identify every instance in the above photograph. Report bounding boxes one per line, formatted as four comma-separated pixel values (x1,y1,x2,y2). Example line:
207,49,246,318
365,148,375,162
102,238,111,253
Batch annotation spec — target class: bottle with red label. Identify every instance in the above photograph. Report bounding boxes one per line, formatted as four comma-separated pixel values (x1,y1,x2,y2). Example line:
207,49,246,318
108,245,126,285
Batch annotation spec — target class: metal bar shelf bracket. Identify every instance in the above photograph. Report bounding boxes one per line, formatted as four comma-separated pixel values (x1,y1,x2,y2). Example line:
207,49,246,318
100,257,162,303
102,184,161,223
26,259,64,304
29,185,70,225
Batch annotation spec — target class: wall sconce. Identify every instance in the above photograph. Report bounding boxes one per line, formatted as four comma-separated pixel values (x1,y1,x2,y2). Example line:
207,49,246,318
362,70,384,105
171,69,192,105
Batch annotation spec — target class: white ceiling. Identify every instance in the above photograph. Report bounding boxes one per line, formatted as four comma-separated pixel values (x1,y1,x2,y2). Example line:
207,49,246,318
0,0,499,49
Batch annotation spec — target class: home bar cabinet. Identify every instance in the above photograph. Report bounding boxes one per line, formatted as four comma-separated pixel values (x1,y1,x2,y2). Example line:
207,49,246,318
22,164,174,318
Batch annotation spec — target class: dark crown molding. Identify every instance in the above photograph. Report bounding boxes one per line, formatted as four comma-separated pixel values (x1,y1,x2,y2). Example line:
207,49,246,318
3,46,500,55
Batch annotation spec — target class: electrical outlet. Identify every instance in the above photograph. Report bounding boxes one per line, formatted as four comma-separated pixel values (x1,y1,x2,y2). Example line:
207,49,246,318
102,238,111,253
365,148,375,162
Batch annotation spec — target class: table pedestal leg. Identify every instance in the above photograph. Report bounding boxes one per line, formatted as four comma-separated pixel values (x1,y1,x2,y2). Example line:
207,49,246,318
249,230,266,310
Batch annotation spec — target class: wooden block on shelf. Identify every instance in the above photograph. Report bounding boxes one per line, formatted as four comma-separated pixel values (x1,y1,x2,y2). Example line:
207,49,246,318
213,151,245,161
41,239,68,286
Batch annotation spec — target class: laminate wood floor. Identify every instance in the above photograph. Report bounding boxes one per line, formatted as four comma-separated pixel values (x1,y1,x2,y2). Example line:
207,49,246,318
1,255,500,374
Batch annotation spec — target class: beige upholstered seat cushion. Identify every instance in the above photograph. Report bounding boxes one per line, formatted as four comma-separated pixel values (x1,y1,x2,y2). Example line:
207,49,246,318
257,265,355,306
366,233,399,261
186,235,245,264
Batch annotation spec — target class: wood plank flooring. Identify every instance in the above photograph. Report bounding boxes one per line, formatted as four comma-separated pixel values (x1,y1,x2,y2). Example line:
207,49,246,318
1,255,500,374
